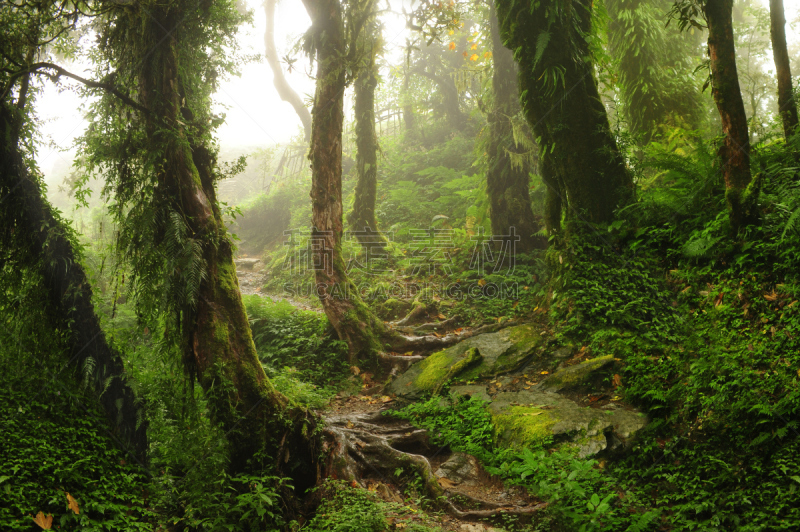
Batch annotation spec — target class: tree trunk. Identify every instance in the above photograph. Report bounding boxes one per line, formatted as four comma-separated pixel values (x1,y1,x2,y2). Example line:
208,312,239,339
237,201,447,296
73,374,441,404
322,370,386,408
495,0,632,228
348,15,387,248
264,0,312,142
0,103,147,463
486,5,544,252
411,66,465,130
704,0,756,229
302,0,387,364
133,7,319,486
769,0,799,139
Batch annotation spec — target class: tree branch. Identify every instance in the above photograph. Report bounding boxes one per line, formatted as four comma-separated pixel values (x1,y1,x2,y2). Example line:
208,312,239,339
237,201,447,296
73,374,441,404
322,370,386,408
2,62,150,115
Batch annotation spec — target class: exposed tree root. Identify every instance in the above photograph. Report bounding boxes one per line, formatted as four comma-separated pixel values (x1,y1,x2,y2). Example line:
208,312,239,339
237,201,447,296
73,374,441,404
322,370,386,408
383,320,519,353
322,410,545,519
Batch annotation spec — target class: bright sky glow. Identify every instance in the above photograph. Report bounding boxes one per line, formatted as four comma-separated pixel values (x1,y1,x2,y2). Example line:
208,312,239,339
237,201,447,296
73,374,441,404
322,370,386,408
32,0,800,187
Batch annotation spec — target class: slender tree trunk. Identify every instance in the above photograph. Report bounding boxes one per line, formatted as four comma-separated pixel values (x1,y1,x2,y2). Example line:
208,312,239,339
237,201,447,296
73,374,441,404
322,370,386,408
348,15,386,247
264,0,312,142
0,104,147,463
402,71,417,135
486,5,544,251
302,0,386,364
135,7,318,485
495,0,632,227
704,0,756,229
769,0,799,139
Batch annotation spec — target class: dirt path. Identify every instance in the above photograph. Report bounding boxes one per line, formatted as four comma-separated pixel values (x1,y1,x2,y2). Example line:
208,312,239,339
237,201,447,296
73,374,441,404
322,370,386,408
321,383,545,531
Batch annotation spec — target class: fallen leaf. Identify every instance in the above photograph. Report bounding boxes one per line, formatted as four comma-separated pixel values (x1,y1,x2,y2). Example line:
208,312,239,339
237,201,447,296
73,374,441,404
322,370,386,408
478,279,487,286
449,41,456,50
540,371,549,375
403,351,413,356
764,291,778,301
67,492,80,515
381,396,392,403
438,313,446,319
612,374,622,387
350,366,361,376
32,512,53,530
522,412,543,417
437,477,457,488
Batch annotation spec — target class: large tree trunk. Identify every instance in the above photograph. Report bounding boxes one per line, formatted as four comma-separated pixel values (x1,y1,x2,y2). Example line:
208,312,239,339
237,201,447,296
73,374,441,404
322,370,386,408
410,65,465,130
769,0,799,139
0,104,147,463
302,0,386,364
264,0,312,142
495,0,632,228
704,0,756,230
133,6,319,486
486,5,544,252
348,14,387,248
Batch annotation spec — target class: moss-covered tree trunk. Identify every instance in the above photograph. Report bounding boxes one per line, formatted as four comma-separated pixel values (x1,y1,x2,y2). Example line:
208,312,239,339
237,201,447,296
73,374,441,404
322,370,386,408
768,0,799,139
134,6,318,484
302,0,386,364
348,13,386,247
704,0,755,229
0,104,148,463
486,5,544,251
495,0,632,228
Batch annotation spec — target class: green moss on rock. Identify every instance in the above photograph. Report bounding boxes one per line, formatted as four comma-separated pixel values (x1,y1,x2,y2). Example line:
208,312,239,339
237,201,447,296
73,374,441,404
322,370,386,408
492,406,556,448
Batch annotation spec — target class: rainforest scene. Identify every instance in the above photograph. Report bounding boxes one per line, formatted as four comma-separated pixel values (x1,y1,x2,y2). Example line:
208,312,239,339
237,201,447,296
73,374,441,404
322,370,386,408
2,0,800,530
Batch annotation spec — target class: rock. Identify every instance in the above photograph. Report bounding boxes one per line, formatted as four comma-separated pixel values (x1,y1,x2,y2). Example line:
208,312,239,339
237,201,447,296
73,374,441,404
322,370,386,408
540,355,616,393
234,257,261,270
387,324,543,399
434,452,481,486
488,389,647,458
449,385,491,403
375,298,413,321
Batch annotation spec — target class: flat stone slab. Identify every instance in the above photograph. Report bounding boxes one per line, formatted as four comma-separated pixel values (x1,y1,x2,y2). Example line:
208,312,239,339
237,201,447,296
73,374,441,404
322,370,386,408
387,325,543,399
234,258,262,270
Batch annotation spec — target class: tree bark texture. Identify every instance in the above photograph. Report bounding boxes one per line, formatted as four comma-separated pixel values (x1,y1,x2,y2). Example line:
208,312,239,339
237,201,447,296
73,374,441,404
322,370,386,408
133,4,318,484
0,104,148,463
264,0,312,142
769,0,799,139
704,0,755,229
495,0,632,227
486,5,544,251
302,0,386,364
348,15,386,247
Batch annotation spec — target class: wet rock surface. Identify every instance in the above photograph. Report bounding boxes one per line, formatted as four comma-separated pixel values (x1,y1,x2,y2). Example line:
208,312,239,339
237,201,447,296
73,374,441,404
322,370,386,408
387,324,545,399
388,332,648,458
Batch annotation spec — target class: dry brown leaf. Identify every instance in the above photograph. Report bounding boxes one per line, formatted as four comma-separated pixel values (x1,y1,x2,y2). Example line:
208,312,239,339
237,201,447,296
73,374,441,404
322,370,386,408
437,477,457,488
381,396,392,403
32,512,53,530
437,313,446,319
350,366,361,375
67,492,80,515
764,291,779,301
612,374,622,387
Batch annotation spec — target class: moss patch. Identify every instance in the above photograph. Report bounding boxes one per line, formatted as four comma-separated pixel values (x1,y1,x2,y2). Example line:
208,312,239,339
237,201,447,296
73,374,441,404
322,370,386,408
415,349,461,391
492,405,557,448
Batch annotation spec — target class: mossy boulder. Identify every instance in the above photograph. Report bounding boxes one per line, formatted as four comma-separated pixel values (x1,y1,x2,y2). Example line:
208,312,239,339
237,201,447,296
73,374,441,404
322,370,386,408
540,355,616,393
488,390,647,457
387,325,543,399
